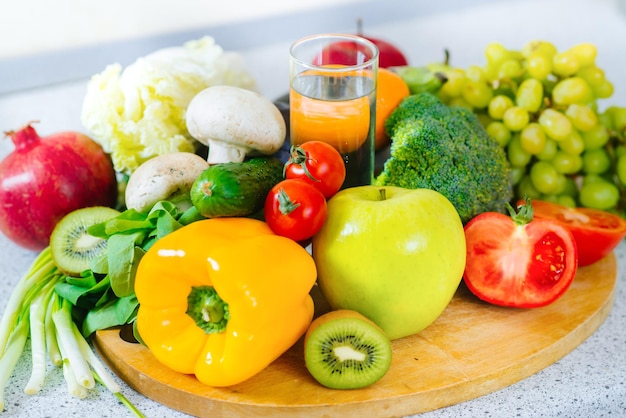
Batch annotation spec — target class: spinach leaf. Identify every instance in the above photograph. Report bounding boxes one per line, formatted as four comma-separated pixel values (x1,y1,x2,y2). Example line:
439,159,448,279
58,200,200,336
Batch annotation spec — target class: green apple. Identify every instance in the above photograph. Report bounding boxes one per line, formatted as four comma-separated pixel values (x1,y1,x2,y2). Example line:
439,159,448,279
312,185,466,340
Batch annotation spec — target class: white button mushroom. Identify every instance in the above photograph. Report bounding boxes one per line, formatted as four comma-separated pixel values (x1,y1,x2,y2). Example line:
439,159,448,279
125,152,209,213
185,85,287,165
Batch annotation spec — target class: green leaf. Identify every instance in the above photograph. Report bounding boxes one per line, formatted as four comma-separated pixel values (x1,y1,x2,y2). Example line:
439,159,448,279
105,217,153,236
155,211,183,239
148,200,180,217
87,220,110,239
65,271,98,288
54,274,110,309
108,233,146,298
90,253,109,275
81,295,139,337
178,206,205,225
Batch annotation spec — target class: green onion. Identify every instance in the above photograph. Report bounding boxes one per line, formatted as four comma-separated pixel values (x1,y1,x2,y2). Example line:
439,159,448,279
0,248,144,416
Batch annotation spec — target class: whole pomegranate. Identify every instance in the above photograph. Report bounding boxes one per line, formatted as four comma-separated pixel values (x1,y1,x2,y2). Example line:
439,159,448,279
0,123,118,251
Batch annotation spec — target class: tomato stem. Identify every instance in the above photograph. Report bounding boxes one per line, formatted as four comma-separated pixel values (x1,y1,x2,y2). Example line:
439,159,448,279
285,145,320,182
277,187,301,215
507,196,534,226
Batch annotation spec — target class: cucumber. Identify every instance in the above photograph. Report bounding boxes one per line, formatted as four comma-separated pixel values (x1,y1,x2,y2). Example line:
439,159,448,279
190,157,284,218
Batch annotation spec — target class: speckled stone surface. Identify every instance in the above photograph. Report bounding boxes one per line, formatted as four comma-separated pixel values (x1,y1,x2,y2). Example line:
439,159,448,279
1,0,626,416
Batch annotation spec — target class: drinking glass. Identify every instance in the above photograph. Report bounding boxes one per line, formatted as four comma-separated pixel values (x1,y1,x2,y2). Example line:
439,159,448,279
289,34,379,188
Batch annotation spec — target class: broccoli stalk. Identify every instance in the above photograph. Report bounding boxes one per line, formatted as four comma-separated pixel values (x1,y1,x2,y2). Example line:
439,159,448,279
374,92,513,224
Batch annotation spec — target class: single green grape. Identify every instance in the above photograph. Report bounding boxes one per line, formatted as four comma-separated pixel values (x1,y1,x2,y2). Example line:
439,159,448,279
565,104,598,132
517,175,542,199
488,95,514,120
538,108,573,141
466,65,487,83
498,59,523,80
581,124,610,150
592,79,614,99
520,122,547,154
525,53,552,80
486,121,512,147
577,65,606,87
516,78,544,112
536,138,559,161
558,129,585,155
522,40,557,59
551,151,583,174
605,106,626,131
510,166,526,186
552,77,593,105
582,148,611,174
552,51,580,77
568,43,597,67
556,194,577,208
579,180,619,210
530,160,561,194
461,80,493,109
439,68,467,99
503,106,530,131
484,42,510,65
507,134,532,167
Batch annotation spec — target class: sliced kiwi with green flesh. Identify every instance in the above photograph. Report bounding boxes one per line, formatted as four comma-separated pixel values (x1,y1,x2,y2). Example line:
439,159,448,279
50,206,120,277
304,309,393,390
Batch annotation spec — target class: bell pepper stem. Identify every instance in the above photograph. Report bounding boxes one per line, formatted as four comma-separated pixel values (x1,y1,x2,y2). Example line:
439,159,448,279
187,286,230,334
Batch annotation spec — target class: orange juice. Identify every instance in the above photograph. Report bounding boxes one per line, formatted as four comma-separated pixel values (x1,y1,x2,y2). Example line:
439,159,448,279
290,70,376,188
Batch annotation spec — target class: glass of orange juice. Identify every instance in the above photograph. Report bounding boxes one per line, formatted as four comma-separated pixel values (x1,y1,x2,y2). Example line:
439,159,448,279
289,34,379,188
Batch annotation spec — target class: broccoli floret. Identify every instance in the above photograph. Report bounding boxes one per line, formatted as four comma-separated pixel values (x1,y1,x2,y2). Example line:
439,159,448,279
374,92,513,223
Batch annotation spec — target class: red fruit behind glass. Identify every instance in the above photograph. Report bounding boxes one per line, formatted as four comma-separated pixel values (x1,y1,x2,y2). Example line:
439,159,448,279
0,124,118,251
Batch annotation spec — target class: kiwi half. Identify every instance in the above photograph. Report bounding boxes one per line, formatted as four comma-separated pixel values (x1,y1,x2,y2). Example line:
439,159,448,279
50,206,120,277
304,309,393,390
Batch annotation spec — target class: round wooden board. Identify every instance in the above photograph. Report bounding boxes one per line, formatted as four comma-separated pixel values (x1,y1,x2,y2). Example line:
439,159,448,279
93,253,617,418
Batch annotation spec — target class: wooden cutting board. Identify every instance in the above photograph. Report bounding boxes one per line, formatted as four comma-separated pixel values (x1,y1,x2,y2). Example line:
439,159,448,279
93,253,617,418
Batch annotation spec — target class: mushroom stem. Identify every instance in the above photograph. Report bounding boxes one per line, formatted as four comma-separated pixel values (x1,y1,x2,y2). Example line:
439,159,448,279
207,140,248,165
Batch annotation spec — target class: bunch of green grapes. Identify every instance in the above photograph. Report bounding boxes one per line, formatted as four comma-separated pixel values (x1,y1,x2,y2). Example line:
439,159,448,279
435,40,626,214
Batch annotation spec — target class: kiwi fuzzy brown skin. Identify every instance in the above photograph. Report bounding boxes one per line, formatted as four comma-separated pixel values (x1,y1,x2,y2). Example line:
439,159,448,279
50,206,120,277
304,309,392,390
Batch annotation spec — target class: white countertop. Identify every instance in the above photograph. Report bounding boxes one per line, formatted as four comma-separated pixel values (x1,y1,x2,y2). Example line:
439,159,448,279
1,0,625,416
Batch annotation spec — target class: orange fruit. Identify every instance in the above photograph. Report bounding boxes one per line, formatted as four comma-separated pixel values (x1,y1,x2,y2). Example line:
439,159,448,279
375,68,411,150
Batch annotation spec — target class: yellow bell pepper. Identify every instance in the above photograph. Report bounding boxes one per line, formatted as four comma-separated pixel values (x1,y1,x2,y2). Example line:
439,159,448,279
134,217,317,387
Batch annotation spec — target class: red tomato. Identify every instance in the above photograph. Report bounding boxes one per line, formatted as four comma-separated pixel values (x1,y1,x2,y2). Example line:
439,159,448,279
264,179,328,242
463,202,578,308
524,199,626,267
284,141,346,198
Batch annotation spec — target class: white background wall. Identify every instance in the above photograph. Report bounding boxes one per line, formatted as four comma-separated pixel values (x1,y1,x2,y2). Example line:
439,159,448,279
0,0,364,59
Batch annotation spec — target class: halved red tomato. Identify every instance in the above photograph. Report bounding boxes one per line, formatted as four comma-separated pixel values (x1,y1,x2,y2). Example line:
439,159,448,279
523,199,626,267
464,200,578,308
